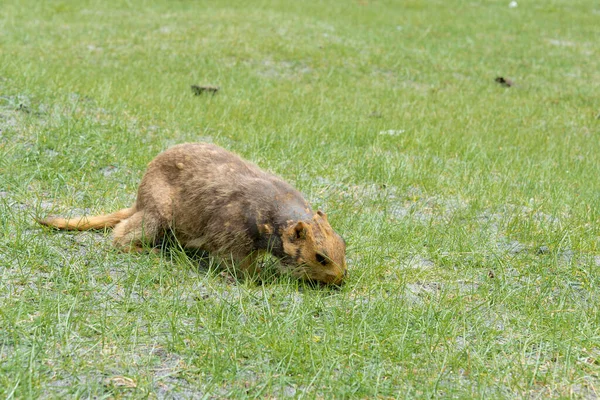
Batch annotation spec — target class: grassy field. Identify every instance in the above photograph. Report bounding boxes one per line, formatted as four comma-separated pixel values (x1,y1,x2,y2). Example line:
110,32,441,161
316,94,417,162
1,0,599,398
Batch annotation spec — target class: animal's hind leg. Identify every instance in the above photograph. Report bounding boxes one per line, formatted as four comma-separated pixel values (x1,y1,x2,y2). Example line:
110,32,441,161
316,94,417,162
112,211,162,252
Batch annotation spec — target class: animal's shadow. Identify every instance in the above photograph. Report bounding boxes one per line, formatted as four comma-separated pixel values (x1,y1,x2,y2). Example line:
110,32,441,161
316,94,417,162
156,234,342,291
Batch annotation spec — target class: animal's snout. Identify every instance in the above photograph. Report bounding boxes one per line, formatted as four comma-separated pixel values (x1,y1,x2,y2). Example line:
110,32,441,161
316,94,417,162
331,273,347,287
330,264,348,286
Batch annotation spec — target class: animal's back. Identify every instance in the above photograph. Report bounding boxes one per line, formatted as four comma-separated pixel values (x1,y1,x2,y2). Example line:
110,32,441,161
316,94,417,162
142,143,291,203
144,143,266,186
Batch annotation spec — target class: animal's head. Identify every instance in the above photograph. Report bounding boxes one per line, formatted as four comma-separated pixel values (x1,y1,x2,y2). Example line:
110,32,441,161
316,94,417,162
281,210,347,285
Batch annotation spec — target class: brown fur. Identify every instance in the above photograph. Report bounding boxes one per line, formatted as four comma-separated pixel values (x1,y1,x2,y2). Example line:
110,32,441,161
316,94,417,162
38,143,348,285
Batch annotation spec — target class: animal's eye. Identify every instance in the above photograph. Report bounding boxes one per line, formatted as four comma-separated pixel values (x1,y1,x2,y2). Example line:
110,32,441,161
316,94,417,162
316,253,328,266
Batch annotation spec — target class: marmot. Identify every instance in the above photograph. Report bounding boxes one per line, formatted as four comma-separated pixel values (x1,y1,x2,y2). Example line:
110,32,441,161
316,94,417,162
38,143,348,285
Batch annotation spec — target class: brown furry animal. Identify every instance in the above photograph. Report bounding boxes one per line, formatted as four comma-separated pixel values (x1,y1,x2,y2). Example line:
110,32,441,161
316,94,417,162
38,143,348,285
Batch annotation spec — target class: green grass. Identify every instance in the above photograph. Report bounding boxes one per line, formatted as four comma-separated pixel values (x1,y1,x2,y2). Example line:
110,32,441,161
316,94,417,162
1,0,600,397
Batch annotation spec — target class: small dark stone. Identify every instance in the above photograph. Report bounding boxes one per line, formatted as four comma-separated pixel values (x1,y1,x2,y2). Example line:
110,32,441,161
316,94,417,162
536,245,550,255
17,103,30,113
191,85,219,96
495,77,514,87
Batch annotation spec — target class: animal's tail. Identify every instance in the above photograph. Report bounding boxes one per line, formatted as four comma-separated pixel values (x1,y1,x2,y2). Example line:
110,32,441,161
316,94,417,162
37,207,135,231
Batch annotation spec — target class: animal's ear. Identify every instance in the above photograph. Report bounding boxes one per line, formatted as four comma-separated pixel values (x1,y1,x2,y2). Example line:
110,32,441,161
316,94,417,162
294,221,308,240
316,210,328,221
